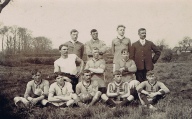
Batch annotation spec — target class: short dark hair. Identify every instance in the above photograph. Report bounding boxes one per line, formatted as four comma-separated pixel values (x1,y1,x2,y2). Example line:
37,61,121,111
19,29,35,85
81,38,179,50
121,49,129,54
146,70,155,76
70,29,78,34
31,69,41,75
82,69,91,75
53,72,65,79
90,29,97,34
117,25,126,30
113,70,122,76
59,44,68,50
138,28,146,33
92,47,99,53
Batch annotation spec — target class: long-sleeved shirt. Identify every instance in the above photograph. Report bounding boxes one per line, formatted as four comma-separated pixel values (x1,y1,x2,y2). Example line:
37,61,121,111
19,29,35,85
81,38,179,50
112,37,131,63
85,39,107,56
136,81,170,94
107,81,129,99
115,58,137,82
76,80,99,96
64,41,84,59
85,58,106,87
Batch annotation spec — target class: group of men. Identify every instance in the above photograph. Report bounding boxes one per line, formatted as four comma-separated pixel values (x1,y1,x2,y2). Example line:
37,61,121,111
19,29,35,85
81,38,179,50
14,25,170,110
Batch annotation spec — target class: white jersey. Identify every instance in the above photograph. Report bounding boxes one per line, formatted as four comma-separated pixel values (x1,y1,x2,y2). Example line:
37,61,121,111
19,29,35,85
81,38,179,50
54,54,77,75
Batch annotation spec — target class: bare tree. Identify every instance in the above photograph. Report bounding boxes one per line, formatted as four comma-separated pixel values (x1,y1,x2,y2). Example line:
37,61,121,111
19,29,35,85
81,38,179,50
156,39,169,51
1,24,53,55
0,26,8,53
32,36,52,54
178,36,192,52
10,26,18,54
0,0,11,13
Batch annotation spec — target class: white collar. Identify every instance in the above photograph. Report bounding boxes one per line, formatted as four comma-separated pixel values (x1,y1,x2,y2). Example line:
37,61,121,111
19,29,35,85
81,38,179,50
92,58,99,62
117,35,125,40
70,40,78,44
140,39,146,43
114,81,123,86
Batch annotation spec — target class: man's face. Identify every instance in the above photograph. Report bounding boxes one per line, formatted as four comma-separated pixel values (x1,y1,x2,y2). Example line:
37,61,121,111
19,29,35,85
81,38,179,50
56,75,65,85
60,46,68,55
121,51,129,60
139,30,146,39
32,72,41,82
91,31,98,40
117,27,125,36
114,74,122,83
71,32,78,41
93,50,99,59
146,74,156,83
83,72,91,82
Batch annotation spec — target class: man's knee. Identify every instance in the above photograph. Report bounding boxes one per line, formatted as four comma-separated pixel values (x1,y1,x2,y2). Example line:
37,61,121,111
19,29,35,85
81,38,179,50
129,80,140,88
127,95,134,101
95,91,102,97
40,99,49,106
101,94,108,101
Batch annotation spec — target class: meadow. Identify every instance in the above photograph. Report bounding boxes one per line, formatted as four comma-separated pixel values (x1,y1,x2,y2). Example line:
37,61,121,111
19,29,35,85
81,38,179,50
0,57,192,119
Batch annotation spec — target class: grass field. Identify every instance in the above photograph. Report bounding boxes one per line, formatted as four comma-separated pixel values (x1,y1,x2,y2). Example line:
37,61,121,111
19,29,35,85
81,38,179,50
0,62,192,119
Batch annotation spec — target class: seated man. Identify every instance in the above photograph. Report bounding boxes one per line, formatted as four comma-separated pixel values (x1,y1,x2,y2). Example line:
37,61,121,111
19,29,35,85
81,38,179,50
54,44,84,92
115,49,140,99
48,72,80,107
136,71,170,110
101,71,134,107
84,47,106,93
76,69,101,106
14,69,49,107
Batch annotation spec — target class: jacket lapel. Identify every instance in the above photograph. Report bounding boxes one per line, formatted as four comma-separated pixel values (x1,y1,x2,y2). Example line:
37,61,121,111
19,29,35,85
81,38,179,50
137,40,143,46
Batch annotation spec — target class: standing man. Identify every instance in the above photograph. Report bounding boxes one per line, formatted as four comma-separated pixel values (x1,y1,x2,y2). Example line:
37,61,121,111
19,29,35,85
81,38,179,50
54,44,84,92
112,25,131,72
85,29,107,60
85,47,106,93
64,29,84,59
130,28,161,82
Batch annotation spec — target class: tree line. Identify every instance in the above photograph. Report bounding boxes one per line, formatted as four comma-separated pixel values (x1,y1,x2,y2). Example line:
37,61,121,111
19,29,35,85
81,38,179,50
0,24,53,55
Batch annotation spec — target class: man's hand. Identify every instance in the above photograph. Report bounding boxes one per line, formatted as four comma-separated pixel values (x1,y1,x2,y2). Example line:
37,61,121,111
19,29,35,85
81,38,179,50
75,72,81,78
119,67,125,72
116,89,120,95
30,98,39,106
148,92,157,98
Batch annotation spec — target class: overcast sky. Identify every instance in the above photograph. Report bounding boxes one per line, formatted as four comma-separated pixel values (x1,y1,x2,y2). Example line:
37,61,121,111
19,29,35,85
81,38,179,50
0,0,192,49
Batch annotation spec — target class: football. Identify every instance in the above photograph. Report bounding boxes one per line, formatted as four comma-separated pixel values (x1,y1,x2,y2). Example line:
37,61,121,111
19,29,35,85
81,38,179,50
79,92,92,103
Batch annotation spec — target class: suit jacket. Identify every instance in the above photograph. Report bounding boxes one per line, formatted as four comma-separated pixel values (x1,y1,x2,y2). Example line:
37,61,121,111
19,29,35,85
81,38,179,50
130,40,161,70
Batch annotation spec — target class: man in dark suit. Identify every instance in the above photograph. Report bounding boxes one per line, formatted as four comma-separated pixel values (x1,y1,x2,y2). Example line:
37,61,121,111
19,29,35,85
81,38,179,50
130,28,161,82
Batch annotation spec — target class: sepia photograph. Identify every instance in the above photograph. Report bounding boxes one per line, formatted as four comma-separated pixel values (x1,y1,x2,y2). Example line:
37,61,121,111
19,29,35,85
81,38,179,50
0,0,192,119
